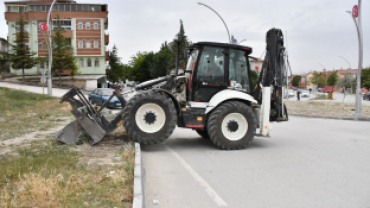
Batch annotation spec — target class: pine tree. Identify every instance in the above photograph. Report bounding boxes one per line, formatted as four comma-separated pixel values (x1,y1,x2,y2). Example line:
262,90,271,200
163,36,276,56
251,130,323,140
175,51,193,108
50,15,79,87
167,20,191,73
6,14,38,82
108,45,124,82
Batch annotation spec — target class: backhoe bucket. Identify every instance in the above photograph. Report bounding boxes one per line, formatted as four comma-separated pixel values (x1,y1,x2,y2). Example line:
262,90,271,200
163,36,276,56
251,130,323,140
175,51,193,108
54,88,126,145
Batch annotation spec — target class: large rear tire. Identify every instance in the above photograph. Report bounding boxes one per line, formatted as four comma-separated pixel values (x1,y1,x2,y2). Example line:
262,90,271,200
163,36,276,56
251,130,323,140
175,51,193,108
207,101,256,150
122,91,177,145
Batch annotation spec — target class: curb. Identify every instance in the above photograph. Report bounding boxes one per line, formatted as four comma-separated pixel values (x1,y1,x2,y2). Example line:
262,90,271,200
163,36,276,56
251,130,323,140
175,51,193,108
133,142,145,208
290,113,370,122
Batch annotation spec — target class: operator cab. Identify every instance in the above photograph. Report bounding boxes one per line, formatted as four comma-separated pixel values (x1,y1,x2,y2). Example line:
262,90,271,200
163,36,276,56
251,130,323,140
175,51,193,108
184,42,253,102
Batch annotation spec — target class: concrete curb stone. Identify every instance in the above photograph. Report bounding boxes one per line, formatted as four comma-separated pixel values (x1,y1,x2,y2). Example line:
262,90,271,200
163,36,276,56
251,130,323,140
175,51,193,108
133,143,145,208
290,113,370,122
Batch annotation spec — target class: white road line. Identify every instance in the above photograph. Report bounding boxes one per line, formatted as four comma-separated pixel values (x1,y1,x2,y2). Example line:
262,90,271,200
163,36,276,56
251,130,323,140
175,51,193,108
164,144,228,207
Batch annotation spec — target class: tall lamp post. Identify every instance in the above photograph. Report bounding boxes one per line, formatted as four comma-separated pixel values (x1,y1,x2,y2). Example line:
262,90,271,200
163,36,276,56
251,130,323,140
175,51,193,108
198,2,231,43
318,63,327,87
346,0,363,117
339,56,353,94
46,0,56,96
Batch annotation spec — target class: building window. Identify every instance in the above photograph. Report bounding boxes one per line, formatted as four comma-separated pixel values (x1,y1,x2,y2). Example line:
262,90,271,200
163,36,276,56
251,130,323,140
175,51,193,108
87,58,92,67
52,19,71,30
65,38,71,48
38,41,43,50
94,40,98,48
86,21,90,30
94,21,98,30
15,24,28,32
79,58,84,68
86,40,91,48
78,40,83,48
95,58,99,67
78,21,83,30
19,6,27,13
40,62,45,69
24,24,29,32
301,77,306,84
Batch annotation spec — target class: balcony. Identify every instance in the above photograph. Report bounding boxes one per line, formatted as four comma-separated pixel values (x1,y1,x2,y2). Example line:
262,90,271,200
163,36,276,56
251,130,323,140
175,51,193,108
105,51,109,61
104,33,109,45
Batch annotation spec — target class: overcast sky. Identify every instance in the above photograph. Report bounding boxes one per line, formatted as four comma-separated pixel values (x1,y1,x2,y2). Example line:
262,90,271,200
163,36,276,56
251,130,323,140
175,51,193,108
1,0,369,74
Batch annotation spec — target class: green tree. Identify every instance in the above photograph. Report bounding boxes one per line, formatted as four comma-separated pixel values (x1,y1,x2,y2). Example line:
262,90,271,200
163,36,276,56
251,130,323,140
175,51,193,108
310,71,325,87
337,76,352,89
129,51,152,82
361,67,370,90
6,14,38,82
108,45,124,82
167,20,191,73
250,70,258,88
149,46,172,78
50,15,79,86
292,75,301,87
327,71,338,86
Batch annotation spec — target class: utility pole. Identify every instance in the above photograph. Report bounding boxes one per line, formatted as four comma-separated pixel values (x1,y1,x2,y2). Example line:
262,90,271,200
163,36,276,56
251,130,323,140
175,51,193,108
346,0,363,117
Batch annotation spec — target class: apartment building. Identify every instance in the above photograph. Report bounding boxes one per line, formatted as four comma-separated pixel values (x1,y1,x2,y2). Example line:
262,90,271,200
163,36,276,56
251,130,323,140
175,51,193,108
4,0,109,76
0,37,8,72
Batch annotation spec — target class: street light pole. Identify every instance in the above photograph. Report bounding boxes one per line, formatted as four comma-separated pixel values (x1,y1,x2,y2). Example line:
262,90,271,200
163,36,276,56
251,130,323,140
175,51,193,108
237,39,247,45
46,0,56,96
318,63,327,87
346,0,363,117
339,56,353,94
197,2,231,43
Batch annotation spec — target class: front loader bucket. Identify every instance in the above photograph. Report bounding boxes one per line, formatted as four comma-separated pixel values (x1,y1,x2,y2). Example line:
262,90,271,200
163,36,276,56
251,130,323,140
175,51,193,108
54,88,126,145
55,120,83,145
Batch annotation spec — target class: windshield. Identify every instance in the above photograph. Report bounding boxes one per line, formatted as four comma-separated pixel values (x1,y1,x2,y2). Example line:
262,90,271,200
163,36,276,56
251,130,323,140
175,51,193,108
229,49,250,93
101,89,114,96
196,46,225,84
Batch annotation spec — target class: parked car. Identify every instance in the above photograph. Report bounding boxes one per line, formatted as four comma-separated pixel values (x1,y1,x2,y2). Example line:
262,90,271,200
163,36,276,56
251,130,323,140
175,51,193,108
284,92,294,98
363,92,370,101
88,88,123,108
301,92,309,98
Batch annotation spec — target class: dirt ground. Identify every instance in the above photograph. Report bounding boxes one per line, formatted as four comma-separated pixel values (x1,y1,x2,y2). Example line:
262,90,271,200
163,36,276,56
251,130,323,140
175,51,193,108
0,117,133,165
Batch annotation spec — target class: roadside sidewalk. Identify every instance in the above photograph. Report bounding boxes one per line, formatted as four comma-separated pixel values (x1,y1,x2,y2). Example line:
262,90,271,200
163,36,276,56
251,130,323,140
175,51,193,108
0,81,90,97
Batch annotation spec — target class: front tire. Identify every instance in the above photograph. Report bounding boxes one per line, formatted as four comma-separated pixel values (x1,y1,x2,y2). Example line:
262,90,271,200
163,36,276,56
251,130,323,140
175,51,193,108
122,91,177,145
207,101,256,150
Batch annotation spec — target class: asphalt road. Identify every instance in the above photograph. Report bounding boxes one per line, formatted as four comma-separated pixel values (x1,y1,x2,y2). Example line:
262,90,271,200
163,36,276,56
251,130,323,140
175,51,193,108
142,117,370,208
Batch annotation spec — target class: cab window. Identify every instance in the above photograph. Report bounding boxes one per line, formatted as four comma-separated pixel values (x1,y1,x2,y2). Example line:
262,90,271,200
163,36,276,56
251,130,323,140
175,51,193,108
229,49,250,93
196,46,225,84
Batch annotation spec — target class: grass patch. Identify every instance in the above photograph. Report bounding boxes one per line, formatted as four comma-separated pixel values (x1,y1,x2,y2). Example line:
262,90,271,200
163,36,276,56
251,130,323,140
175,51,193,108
0,138,134,207
285,100,370,117
312,94,327,100
0,87,73,140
